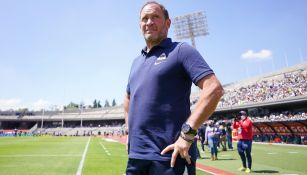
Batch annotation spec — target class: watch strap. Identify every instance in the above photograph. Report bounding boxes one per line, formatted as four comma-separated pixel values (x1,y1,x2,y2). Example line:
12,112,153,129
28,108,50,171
180,132,194,143
182,123,197,136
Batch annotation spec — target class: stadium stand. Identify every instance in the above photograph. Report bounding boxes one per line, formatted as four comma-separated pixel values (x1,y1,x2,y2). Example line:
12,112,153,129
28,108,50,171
190,62,307,108
1,62,306,145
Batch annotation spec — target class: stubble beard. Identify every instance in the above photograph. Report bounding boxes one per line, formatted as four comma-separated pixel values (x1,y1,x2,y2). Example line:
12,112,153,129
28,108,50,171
144,31,167,48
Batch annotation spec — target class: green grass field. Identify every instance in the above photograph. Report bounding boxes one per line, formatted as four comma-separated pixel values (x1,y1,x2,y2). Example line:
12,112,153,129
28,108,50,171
0,136,306,175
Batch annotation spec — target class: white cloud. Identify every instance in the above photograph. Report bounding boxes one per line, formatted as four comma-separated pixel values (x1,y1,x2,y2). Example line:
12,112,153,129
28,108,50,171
241,49,272,61
32,99,50,111
0,99,60,111
0,99,23,110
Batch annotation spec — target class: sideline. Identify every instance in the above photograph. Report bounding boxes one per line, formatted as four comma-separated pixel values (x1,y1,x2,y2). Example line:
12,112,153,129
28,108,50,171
100,141,111,156
252,141,307,147
76,137,91,175
196,163,236,175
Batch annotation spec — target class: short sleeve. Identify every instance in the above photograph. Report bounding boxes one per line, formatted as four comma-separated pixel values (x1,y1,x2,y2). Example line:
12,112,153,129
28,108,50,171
126,83,130,95
178,43,214,85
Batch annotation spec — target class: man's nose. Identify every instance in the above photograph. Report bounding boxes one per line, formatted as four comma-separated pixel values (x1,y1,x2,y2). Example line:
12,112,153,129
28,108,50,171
146,18,154,25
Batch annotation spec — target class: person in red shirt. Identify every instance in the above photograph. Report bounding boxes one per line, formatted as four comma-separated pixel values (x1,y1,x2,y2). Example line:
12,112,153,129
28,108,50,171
232,111,253,173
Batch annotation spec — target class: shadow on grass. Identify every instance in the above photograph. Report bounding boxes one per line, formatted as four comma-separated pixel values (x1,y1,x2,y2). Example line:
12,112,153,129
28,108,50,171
252,170,279,174
216,158,236,161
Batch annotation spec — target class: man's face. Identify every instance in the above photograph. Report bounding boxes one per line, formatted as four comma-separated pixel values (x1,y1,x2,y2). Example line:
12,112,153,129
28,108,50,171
241,115,247,120
140,3,171,44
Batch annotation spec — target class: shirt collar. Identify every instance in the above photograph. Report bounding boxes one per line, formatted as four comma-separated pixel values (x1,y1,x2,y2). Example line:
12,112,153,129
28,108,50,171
141,38,172,55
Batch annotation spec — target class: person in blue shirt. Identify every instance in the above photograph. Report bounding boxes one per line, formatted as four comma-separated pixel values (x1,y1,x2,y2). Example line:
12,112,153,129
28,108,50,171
124,1,224,175
205,121,219,161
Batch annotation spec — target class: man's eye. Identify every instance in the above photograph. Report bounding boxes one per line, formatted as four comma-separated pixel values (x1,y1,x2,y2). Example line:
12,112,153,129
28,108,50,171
142,17,148,22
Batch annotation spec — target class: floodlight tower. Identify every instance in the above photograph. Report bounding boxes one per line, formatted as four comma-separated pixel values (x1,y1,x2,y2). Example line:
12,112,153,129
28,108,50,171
172,11,209,48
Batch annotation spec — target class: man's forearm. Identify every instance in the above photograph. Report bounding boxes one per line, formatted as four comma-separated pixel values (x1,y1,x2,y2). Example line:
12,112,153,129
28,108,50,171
186,75,224,130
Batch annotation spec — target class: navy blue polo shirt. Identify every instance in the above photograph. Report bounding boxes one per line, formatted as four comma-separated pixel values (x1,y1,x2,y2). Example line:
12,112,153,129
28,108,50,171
126,38,214,161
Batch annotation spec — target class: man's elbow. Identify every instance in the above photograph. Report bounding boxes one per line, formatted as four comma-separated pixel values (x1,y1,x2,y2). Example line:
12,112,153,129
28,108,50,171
213,82,224,100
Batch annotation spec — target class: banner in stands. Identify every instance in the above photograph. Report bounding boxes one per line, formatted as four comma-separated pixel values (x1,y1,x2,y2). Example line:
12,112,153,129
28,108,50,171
287,122,307,136
254,121,307,136
253,123,275,135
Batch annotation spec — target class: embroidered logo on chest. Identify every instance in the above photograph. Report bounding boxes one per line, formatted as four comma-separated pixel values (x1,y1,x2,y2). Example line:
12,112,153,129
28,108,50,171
154,53,167,65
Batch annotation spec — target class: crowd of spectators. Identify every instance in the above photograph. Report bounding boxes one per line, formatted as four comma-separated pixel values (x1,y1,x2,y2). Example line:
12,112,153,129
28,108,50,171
211,111,306,124
252,111,306,122
0,129,32,137
218,70,307,108
40,120,123,129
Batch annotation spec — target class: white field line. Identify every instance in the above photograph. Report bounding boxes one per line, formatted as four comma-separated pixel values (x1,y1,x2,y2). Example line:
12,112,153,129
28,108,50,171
219,154,231,157
196,167,218,175
100,142,111,156
252,141,307,148
0,154,81,157
267,152,299,154
288,152,298,154
76,137,91,175
104,138,118,142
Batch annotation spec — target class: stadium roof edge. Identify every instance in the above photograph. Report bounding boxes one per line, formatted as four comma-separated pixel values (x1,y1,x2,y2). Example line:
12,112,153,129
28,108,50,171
223,61,307,88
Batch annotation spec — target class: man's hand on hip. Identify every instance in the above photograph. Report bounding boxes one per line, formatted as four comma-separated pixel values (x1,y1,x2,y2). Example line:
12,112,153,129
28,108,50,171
160,137,192,167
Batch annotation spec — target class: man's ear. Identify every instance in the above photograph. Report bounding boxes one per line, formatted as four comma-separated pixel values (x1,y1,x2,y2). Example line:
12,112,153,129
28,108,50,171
166,19,171,29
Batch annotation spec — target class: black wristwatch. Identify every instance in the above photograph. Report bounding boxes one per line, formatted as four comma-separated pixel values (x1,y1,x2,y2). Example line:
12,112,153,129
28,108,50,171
181,123,197,136
180,123,197,143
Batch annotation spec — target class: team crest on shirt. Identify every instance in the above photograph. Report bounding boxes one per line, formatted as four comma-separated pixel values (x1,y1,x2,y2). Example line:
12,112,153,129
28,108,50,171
154,53,167,65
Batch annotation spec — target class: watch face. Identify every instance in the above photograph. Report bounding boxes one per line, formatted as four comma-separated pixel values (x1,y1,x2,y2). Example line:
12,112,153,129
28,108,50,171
182,123,190,133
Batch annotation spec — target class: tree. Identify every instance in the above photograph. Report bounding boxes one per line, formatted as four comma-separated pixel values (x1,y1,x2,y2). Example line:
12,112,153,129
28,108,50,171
98,100,102,108
104,100,110,107
64,102,79,110
93,99,97,108
17,108,29,113
79,102,85,109
16,108,29,117
112,99,116,106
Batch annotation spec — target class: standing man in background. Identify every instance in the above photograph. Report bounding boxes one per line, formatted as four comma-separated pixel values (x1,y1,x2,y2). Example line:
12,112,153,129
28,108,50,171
124,1,224,175
232,111,253,173
198,123,207,153
226,122,233,150
218,122,227,151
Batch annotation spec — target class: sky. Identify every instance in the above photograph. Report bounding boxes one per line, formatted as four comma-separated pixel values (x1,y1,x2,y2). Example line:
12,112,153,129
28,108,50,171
0,0,307,111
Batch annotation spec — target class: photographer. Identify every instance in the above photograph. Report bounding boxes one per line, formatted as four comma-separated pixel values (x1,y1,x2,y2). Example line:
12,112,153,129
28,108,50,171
232,111,253,173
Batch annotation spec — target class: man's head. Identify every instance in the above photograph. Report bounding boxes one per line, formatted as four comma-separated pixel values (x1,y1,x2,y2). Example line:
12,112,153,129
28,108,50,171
239,111,247,120
139,1,171,48
207,120,214,127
